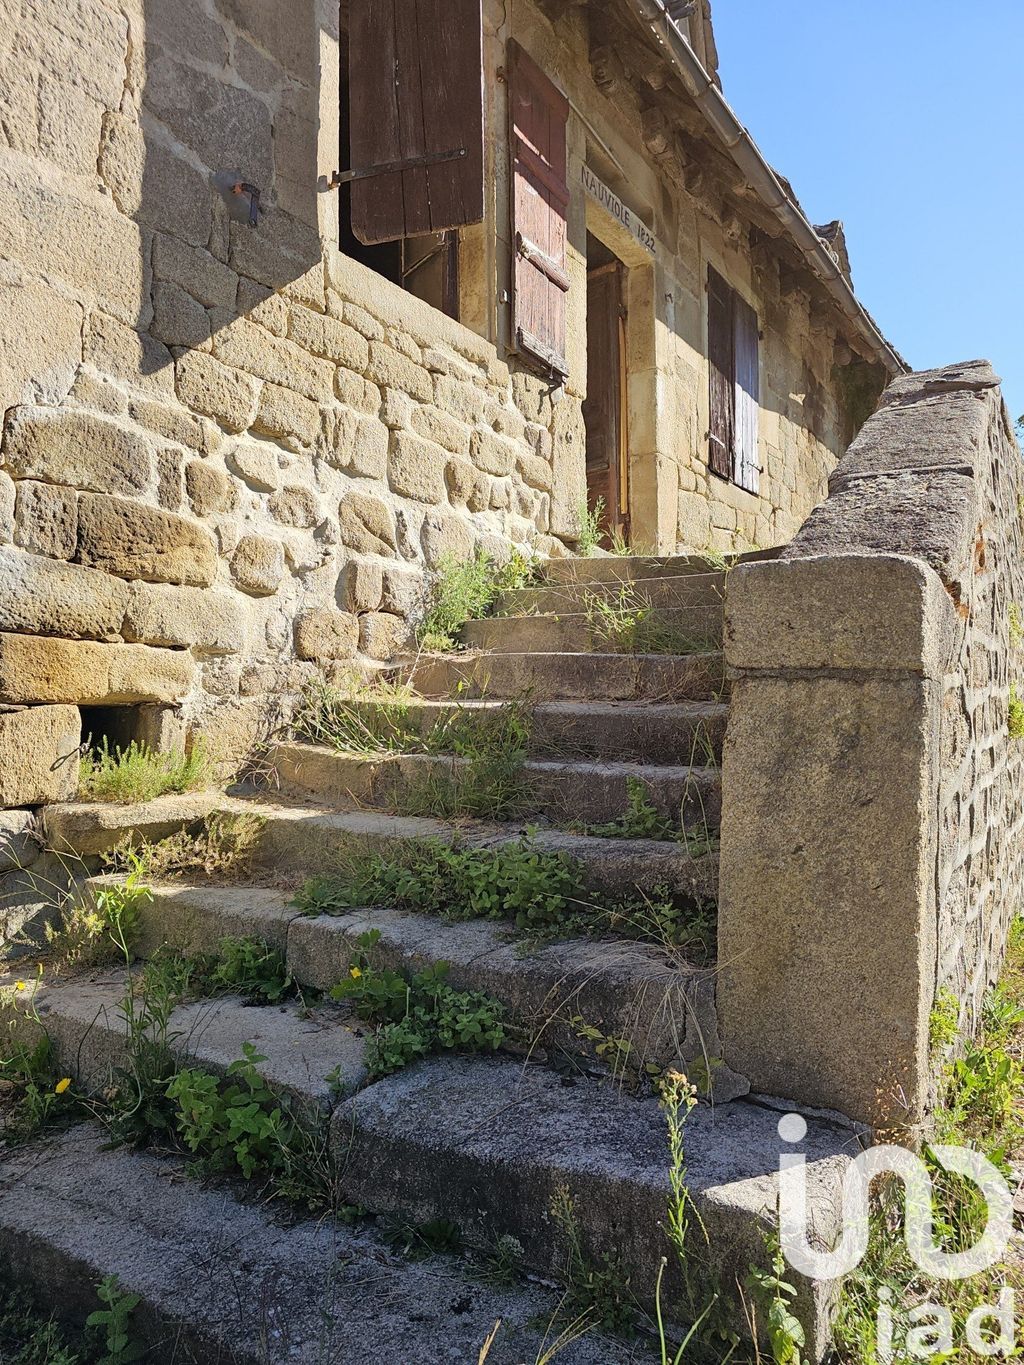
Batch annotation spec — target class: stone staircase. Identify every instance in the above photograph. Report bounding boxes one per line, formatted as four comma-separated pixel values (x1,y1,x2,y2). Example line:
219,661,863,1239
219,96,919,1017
1,553,860,1362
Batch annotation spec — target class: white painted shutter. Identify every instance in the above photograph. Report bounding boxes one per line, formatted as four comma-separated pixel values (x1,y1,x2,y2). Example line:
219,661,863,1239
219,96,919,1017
733,295,760,493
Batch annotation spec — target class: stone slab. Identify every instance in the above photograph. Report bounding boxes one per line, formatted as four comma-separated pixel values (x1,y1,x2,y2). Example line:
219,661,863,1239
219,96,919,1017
401,651,727,703
0,634,196,705
335,1055,854,1358
114,879,300,957
43,791,221,857
0,1124,635,1364
0,546,129,640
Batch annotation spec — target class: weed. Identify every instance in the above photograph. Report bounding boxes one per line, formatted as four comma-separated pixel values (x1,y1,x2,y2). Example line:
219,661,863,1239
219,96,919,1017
79,738,215,805
332,931,506,1076
584,585,713,656
745,1240,805,1365
0,1287,82,1364
418,547,536,651
929,985,960,1052
295,838,715,957
0,1030,74,1142
86,1275,142,1365
483,1232,526,1286
587,777,676,841
106,812,264,883
575,497,605,557
46,853,150,971
550,1184,637,1336
292,674,419,754
210,935,293,1004
1009,685,1024,739
400,698,532,820
1010,604,1024,649
382,1215,463,1259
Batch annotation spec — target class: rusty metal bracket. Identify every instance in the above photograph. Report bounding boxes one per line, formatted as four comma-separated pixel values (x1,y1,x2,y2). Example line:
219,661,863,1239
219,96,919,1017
325,147,466,190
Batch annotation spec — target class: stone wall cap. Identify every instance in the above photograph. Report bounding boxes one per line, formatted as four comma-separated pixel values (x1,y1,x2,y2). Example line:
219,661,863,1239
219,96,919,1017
877,359,1001,409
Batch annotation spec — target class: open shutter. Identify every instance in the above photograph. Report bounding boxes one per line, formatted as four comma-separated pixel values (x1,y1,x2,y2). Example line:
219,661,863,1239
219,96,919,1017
509,40,570,378
348,0,485,246
733,295,760,493
707,266,734,479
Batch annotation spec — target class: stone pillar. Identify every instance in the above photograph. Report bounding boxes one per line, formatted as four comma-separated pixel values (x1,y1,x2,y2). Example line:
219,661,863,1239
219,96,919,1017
717,553,959,1128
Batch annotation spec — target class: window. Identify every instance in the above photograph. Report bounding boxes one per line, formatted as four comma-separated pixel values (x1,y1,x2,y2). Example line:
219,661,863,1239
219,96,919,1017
338,0,485,318
707,265,760,493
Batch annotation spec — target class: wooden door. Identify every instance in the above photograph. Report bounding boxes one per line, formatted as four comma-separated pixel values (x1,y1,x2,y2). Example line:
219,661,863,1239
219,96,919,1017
583,261,629,544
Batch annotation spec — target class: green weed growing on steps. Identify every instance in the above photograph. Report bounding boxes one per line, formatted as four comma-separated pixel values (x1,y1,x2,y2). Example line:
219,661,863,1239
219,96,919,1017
78,738,216,805
833,917,1024,1365
86,1274,142,1365
291,674,420,754
397,698,532,821
575,497,605,557
331,930,507,1076
417,546,537,651
586,777,677,841
294,837,716,958
45,850,151,971
103,811,265,883
583,585,717,656
0,1026,76,1143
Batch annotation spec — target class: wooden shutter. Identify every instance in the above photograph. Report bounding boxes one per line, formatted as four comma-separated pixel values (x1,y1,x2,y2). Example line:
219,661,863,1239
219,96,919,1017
707,265,734,479
348,0,485,246
733,295,760,493
509,40,570,378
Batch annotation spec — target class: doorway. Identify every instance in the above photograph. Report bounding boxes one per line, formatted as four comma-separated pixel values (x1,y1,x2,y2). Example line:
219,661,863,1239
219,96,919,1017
583,234,630,548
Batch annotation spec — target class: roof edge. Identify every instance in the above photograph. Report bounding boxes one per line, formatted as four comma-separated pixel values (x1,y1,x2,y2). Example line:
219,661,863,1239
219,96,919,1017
623,0,908,375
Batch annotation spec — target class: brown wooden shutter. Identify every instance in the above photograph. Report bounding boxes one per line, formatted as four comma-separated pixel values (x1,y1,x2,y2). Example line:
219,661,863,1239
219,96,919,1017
509,40,570,378
707,265,735,479
733,294,760,493
348,0,485,246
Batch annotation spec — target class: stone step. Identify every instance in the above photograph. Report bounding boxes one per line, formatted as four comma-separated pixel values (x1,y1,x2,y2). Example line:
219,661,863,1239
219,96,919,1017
398,650,727,702
270,741,722,832
3,970,369,1117
329,696,728,764
42,790,223,858
498,569,727,616
461,608,721,656
0,1123,635,1364
88,878,743,1095
543,553,724,584
334,1055,855,1360
236,801,719,905
3,977,853,1360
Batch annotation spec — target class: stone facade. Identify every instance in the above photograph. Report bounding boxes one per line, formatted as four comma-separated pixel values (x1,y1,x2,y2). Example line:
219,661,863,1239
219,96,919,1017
718,361,1024,1128
0,0,894,806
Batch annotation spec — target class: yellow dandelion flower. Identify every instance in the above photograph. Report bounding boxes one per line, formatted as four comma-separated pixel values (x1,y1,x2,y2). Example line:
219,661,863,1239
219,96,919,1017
349,966,362,979
14,980,27,991
55,1077,72,1095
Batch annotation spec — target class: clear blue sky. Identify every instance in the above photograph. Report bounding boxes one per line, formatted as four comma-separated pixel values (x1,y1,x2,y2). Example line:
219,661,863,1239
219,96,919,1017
713,2,1024,424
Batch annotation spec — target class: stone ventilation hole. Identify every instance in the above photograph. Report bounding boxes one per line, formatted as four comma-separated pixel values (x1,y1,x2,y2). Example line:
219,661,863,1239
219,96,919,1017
79,705,149,759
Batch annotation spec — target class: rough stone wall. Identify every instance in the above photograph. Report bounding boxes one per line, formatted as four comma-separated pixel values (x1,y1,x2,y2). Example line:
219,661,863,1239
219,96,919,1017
717,360,1024,1128
0,0,565,796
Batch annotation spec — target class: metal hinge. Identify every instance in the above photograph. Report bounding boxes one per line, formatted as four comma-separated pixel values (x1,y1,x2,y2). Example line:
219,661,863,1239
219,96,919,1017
325,147,466,190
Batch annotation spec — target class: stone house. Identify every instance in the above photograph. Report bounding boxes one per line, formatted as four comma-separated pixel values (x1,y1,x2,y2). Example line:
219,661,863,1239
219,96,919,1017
0,0,900,782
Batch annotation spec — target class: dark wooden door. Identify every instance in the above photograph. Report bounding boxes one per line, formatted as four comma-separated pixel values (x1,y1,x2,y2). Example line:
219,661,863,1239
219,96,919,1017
583,261,629,544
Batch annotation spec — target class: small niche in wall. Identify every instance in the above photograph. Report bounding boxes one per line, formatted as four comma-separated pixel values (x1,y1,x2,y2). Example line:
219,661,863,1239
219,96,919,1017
79,705,151,759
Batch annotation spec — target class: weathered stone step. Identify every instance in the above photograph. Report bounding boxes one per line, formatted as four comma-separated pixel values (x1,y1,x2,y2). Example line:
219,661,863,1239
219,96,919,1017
87,878,743,1095
270,741,722,832
498,569,726,616
3,971,368,1116
0,1124,636,1364
332,696,728,763
236,801,719,904
398,650,727,702
461,608,721,656
542,553,723,584
42,790,222,857
335,1055,854,1361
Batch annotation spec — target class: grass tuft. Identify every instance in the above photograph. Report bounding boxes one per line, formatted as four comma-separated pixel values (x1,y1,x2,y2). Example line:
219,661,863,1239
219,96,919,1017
79,738,215,805
418,547,537,652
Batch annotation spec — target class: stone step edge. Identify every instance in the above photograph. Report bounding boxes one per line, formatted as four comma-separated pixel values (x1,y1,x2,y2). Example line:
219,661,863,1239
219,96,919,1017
0,1123,632,1365
79,877,745,1098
